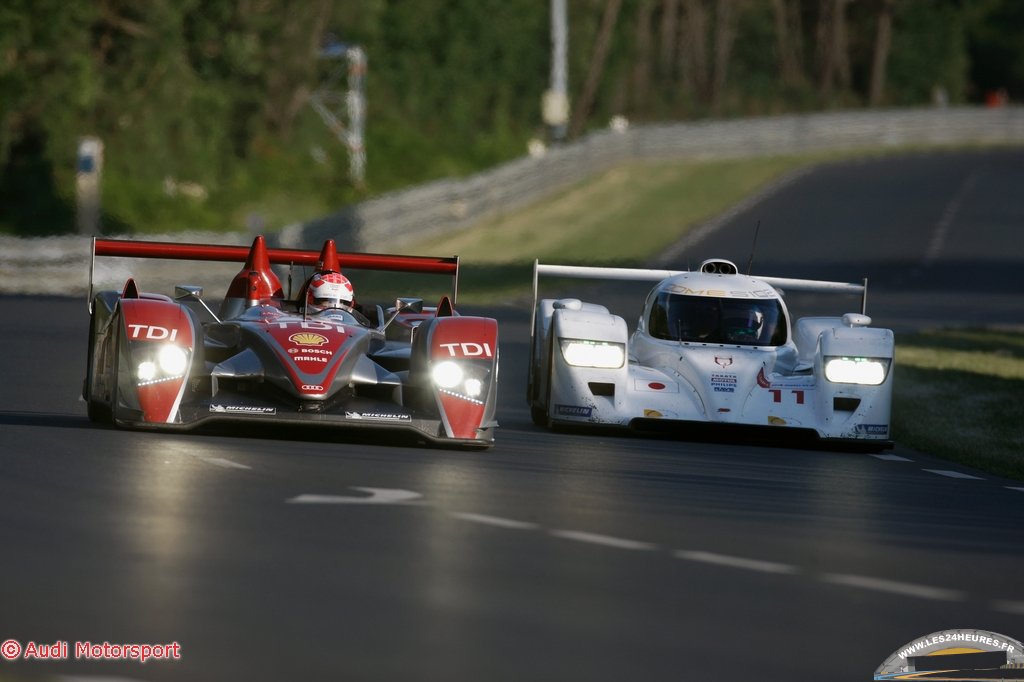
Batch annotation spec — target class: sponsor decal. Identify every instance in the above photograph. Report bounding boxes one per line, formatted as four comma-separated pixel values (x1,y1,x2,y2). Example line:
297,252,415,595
128,324,178,341
274,321,348,333
855,423,889,436
438,342,494,358
715,356,733,368
289,348,332,355
344,411,411,422
768,416,786,425
300,384,325,392
210,404,277,415
555,404,593,418
292,356,329,363
666,285,776,299
643,409,663,418
289,332,329,346
711,372,737,393
874,629,1024,680
634,379,678,393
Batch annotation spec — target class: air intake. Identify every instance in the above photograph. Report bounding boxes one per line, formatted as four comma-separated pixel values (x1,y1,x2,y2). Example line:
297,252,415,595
699,259,739,275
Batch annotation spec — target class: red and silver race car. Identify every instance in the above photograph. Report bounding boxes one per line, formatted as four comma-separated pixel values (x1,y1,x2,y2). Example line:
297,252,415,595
83,236,499,448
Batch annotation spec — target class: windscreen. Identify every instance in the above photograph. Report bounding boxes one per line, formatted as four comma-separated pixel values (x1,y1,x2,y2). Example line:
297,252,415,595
648,292,787,346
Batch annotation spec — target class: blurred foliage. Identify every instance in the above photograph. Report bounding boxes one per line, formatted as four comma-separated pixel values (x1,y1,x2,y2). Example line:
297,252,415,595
0,0,1021,236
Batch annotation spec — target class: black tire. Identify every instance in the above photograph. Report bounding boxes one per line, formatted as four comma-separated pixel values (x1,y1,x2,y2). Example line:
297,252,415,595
84,308,112,424
530,405,548,427
530,330,556,430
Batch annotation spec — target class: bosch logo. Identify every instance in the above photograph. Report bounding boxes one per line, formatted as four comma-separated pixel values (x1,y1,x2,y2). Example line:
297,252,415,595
128,324,179,341
439,342,493,358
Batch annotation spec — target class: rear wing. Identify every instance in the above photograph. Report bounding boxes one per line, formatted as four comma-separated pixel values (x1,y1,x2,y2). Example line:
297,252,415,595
90,237,460,306
532,260,868,331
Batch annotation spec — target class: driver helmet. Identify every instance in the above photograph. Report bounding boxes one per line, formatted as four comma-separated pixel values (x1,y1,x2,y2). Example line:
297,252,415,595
725,308,764,342
306,271,354,313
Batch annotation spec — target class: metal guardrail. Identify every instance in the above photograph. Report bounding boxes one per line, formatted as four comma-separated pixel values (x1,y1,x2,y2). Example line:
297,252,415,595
4,106,1023,295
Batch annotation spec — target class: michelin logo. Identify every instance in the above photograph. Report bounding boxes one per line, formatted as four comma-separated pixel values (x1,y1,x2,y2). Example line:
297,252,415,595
345,411,411,422
210,404,277,415
555,404,593,418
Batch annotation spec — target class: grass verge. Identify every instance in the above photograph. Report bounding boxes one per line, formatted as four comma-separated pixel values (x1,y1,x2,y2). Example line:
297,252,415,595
411,156,810,264
893,327,1024,480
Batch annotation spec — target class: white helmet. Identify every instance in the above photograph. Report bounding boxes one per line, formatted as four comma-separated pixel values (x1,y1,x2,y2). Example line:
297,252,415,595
306,271,354,313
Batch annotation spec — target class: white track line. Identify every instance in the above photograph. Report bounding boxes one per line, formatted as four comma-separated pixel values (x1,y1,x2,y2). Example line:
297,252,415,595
820,573,964,601
287,488,423,505
871,454,913,462
923,170,979,264
449,512,539,530
673,550,800,575
923,469,984,480
60,677,151,682
549,530,657,551
992,600,1024,615
196,456,251,470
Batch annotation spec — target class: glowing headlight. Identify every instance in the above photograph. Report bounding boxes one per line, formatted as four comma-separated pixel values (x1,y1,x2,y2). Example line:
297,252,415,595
824,357,888,385
464,378,483,398
158,345,189,376
137,361,157,382
559,339,625,368
431,361,464,389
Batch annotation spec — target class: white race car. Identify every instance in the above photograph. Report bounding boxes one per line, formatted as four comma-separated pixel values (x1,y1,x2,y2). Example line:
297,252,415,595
528,259,894,449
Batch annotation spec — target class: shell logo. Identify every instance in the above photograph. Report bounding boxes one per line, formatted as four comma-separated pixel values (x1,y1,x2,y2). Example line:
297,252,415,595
289,332,329,346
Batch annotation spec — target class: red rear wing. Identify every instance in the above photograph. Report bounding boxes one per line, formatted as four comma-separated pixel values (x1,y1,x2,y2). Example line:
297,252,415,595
93,238,458,274
91,237,460,306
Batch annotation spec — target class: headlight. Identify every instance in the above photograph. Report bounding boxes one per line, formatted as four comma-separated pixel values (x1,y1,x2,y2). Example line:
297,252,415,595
559,339,625,368
464,378,483,397
824,357,889,385
138,345,188,384
431,361,464,389
158,344,189,376
137,361,157,382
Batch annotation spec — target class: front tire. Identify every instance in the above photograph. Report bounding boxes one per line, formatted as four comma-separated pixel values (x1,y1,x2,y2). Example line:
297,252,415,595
84,307,112,424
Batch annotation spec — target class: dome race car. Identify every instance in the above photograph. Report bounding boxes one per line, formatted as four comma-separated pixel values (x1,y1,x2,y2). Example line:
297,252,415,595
528,259,894,449
83,236,499,448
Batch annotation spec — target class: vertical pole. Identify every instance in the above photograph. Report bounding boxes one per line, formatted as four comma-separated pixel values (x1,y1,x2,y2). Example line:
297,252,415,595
545,0,569,142
346,47,367,187
76,137,103,235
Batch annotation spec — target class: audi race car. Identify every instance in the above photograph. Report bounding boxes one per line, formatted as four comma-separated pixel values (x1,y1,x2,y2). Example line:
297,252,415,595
83,236,499,448
528,259,894,449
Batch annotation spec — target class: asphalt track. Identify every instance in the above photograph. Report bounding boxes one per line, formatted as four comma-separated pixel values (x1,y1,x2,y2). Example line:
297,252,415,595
1,148,1023,681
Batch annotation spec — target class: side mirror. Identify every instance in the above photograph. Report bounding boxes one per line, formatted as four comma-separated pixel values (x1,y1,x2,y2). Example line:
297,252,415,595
382,298,424,332
174,285,220,323
395,297,424,314
842,312,872,328
175,285,203,300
